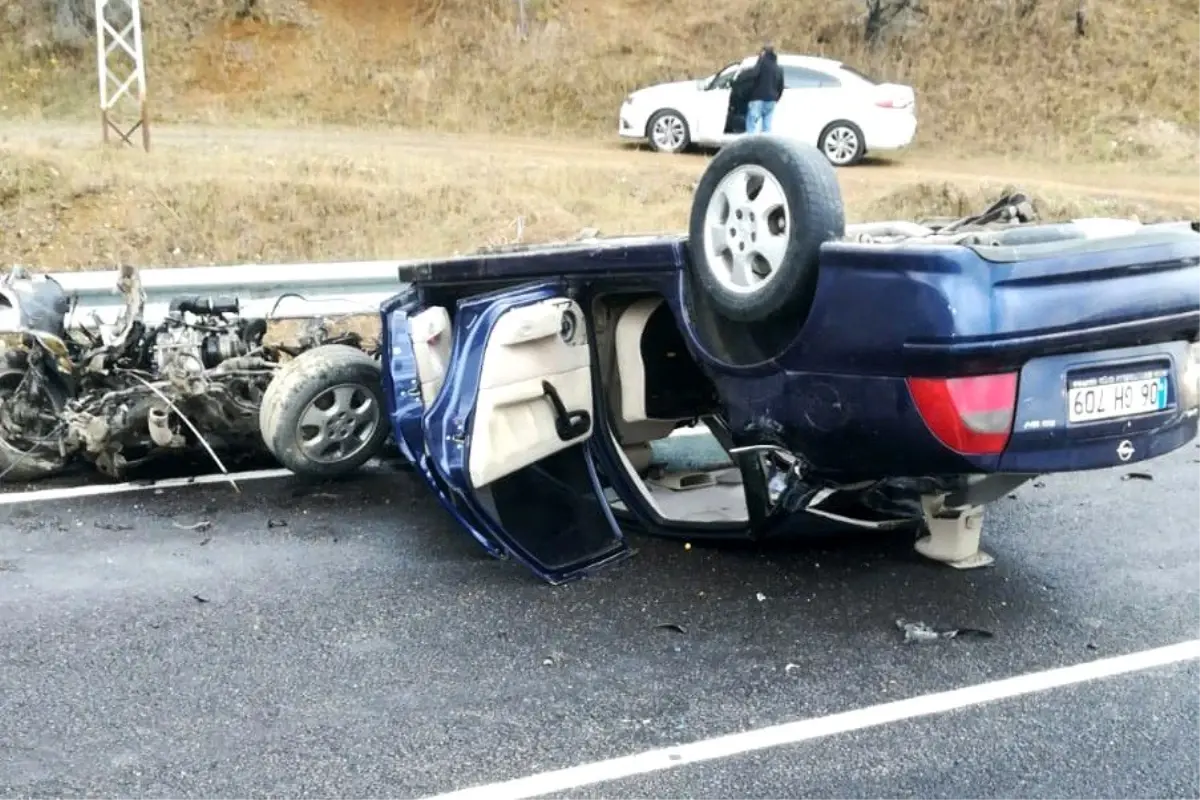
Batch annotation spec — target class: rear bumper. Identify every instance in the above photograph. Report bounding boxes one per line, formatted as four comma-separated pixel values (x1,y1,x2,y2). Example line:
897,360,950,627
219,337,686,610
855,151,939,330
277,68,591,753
996,339,1200,473
863,113,917,150
1001,410,1197,473
721,339,1199,480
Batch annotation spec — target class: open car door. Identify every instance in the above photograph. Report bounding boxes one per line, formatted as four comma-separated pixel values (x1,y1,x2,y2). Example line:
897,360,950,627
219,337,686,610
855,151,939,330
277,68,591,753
693,61,745,143
379,288,505,558
422,282,631,584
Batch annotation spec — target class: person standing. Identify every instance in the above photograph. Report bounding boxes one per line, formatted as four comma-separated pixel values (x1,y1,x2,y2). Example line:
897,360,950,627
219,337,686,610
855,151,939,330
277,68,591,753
745,44,784,134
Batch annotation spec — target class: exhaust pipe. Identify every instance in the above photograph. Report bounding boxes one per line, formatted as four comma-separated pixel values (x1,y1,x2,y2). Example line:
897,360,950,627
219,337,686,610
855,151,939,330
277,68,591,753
148,405,179,448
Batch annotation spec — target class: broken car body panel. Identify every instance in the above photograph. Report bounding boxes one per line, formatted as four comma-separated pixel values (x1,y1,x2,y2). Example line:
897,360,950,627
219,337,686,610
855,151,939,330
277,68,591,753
417,281,631,583
378,286,506,558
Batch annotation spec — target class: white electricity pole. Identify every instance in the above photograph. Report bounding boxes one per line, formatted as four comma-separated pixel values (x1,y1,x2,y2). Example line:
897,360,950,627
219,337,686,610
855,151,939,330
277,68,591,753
515,0,528,39
94,0,149,151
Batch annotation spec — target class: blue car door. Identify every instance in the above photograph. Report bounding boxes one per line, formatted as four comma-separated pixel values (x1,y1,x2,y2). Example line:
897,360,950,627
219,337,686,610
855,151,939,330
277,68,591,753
379,288,505,558
422,281,632,584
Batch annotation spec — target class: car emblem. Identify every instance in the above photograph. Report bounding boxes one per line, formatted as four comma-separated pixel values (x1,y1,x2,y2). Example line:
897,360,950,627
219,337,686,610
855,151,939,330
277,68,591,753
1116,440,1135,462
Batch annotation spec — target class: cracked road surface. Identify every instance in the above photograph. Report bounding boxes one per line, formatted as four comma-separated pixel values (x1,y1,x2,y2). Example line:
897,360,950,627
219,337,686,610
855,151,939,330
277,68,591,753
1,443,1197,798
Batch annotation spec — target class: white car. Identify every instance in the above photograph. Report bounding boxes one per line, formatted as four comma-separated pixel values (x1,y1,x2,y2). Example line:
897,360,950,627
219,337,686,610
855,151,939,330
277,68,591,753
617,53,917,166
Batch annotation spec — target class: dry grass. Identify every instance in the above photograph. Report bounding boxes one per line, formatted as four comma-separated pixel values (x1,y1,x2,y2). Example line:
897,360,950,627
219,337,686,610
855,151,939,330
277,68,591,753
3,137,1195,274
2,0,1198,164
859,181,1199,225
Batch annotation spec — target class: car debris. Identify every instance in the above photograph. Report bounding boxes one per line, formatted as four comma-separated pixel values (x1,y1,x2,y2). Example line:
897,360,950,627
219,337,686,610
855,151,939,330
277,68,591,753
0,262,383,483
172,520,213,532
895,619,994,644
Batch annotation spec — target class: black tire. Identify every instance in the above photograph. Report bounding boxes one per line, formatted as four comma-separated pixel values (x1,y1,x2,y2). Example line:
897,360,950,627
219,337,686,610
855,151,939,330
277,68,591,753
646,109,691,154
818,120,866,167
686,135,845,323
0,368,68,483
259,344,388,478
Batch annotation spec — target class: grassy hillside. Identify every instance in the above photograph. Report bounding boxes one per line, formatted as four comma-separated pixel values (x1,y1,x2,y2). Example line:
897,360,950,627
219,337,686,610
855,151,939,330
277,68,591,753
2,0,1198,162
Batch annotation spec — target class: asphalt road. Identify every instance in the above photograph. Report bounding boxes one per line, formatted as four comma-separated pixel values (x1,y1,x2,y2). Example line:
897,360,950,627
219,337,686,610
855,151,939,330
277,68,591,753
1,440,1198,799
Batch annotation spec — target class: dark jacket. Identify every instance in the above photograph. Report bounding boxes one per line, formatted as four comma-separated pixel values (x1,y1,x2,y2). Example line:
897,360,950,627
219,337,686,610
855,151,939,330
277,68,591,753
748,50,784,103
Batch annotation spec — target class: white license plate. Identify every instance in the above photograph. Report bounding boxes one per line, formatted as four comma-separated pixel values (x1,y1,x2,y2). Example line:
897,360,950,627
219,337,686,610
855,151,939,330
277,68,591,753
1067,374,1169,423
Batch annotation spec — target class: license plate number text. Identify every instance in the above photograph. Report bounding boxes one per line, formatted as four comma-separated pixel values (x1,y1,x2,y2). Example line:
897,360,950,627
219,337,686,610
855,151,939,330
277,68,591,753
1067,374,1168,423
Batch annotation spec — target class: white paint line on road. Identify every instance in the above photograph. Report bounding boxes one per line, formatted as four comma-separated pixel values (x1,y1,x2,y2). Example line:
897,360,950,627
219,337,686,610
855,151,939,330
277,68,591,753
1,427,715,506
423,639,1200,800
0,467,293,506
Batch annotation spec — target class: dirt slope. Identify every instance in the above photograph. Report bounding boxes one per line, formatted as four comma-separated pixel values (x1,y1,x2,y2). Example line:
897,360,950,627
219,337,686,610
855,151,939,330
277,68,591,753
3,0,1198,164
3,121,1196,273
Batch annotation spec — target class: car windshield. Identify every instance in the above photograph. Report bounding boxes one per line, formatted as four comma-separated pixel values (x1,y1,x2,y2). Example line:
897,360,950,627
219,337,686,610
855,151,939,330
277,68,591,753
705,62,742,90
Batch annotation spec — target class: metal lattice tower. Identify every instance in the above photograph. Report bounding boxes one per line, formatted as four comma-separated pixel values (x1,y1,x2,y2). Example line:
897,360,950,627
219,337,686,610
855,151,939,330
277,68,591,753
94,0,149,151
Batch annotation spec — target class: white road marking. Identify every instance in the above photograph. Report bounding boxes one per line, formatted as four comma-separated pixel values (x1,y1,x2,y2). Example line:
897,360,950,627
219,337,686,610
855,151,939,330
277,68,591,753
422,639,1200,800
1,428,715,505
0,467,294,506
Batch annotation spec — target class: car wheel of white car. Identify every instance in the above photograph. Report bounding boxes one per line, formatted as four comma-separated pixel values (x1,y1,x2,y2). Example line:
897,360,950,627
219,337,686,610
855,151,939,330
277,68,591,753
260,344,388,478
687,135,845,324
646,109,690,154
818,121,865,167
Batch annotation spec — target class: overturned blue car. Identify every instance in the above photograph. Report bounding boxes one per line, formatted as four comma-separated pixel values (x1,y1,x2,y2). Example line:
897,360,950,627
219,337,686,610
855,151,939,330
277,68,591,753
277,136,1200,584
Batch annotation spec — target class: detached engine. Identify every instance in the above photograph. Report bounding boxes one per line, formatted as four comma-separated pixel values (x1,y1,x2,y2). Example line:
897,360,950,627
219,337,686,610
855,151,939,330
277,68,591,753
0,262,303,479
152,295,263,376
54,292,282,477
0,261,374,482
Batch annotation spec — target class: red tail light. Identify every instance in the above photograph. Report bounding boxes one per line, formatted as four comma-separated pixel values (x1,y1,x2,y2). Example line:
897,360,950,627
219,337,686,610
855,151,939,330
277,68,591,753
907,373,1019,456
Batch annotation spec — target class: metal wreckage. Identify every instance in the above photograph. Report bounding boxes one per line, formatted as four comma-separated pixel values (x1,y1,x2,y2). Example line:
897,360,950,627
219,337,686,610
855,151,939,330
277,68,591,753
0,262,383,482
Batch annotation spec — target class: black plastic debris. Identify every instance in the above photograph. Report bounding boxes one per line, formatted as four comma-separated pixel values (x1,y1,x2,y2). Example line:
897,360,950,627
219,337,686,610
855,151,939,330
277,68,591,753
192,594,209,604
1120,472,1153,482
654,623,687,635
267,518,288,529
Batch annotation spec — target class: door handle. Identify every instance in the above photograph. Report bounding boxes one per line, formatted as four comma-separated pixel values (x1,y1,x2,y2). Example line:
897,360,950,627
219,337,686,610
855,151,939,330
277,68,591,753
540,380,591,441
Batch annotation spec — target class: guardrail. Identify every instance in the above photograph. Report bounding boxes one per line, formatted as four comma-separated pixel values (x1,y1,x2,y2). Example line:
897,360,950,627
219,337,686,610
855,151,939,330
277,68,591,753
45,260,409,327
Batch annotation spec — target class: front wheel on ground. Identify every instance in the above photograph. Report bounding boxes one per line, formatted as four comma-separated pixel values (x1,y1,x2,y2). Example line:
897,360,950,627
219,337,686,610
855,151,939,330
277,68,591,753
0,366,69,482
260,345,389,478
